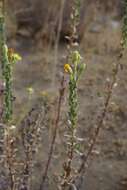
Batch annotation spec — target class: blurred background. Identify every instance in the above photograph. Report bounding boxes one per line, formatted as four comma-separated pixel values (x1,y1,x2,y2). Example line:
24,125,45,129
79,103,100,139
1,0,127,190
5,0,123,107
7,0,122,46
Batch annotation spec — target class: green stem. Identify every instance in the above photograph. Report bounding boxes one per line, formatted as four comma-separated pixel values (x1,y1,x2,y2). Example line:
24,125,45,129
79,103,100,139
0,2,13,122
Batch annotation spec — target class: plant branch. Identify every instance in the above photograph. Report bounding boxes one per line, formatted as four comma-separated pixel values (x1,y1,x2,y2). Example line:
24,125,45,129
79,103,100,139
40,75,66,190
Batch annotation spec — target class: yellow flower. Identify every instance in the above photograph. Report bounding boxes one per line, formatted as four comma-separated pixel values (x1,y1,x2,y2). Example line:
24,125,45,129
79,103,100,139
6,47,22,63
64,64,73,74
27,87,34,95
12,53,22,61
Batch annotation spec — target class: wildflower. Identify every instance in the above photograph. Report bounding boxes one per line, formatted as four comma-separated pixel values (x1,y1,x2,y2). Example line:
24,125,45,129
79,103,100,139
7,47,22,63
64,64,73,74
12,53,22,62
27,87,34,95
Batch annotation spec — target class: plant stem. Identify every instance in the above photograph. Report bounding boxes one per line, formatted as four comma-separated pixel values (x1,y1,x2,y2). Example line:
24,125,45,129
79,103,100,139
0,0,13,122
78,52,122,175
40,75,66,190
77,0,127,177
0,2,15,189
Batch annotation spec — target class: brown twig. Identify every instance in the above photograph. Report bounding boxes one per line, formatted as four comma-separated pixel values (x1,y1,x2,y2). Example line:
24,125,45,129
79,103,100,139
77,45,123,176
39,75,66,190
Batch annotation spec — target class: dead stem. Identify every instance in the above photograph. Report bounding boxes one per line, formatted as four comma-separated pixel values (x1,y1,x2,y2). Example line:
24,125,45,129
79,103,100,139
39,75,66,190
77,45,123,176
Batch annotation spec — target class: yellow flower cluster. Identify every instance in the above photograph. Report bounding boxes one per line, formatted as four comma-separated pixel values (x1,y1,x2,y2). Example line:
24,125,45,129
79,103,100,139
12,53,22,62
64,64,73,74
4,45,22,63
